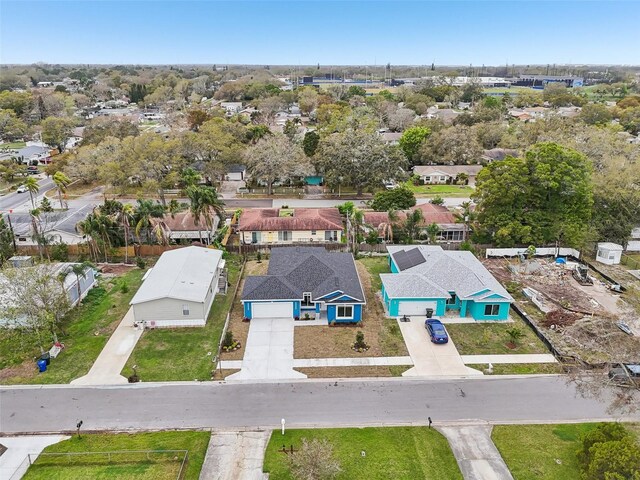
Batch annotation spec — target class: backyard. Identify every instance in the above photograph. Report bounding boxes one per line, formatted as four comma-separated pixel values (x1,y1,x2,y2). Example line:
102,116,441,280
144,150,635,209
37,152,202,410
263,427,462,480
124,254,243,381
492,423,640,480
0,267,145,385
23,431,209,480
292,256,408,376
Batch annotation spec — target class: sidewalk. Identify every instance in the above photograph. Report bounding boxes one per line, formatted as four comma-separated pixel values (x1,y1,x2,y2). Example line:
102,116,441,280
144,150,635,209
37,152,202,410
199,431,269,480
438,425,514,480
0,435,68,480
71,307,141,385
461,354,558,364
219,356,413,370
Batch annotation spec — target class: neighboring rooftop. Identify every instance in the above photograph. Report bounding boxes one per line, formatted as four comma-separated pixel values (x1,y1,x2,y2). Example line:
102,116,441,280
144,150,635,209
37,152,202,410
242,247,365,302
130,246,223,304
413,165,484,177
384,245,512,302
238,208,343,232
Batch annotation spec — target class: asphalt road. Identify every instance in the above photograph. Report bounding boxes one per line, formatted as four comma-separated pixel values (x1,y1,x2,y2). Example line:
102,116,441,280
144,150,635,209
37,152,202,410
0,177,55,212
1,377,634,434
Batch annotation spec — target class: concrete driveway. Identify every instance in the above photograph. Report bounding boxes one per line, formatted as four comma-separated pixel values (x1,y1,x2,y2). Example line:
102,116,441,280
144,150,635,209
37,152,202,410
227,318,306,381
398,318,482,377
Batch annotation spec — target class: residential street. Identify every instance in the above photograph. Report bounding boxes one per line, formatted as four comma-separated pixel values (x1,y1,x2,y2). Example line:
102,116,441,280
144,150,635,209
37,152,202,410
1,376,635,434
0,176,55,212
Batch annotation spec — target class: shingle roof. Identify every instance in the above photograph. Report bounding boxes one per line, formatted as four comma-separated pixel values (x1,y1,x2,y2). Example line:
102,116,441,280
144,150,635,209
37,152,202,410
380,273,449,298
412,165,484,177
238,208,343,232
241,247,365,303
363,204,459,231
130,246,223,304
384,245,512,302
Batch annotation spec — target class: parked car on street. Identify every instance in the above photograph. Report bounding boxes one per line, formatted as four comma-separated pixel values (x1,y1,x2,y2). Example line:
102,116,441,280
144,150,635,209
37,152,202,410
16,185,27,193
425,319,449,344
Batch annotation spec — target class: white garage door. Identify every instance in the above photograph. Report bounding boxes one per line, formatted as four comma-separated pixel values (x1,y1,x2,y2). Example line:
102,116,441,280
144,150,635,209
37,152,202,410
252,302,294,319
398,301,437,316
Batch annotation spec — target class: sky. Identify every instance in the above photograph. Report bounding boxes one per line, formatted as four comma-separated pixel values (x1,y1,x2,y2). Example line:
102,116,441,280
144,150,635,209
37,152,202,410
1,0,640,65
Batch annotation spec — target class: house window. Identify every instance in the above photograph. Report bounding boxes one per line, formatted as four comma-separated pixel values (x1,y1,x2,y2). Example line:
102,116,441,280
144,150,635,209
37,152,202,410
484,304,500,316
278,231,291,241
336,305,353,319
182,304,190,316
325,230,338,241
311,230,316,235
251,232,260,244
447,294,457,305
424,176,431,183
302,293,312,307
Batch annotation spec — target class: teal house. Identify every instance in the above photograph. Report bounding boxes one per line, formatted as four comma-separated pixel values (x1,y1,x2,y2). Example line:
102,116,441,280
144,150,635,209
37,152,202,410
381,245,512,321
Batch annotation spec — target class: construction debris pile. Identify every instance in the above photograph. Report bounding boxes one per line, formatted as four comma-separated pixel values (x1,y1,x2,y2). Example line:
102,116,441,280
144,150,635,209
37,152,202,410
484,256,639,365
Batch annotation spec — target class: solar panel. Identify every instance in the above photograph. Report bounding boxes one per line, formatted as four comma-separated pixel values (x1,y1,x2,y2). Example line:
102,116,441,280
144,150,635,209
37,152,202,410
405,248,426,268
394,248,426,271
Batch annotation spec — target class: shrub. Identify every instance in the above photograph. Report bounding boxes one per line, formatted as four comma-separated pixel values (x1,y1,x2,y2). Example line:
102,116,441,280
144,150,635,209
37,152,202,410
119,281,129,293
505,327,524,346
353,330,369,350
135,256,146,269
50,242,69,262
578,423,640,480
371,187,416,212
222,330,235,349
430,195,444,205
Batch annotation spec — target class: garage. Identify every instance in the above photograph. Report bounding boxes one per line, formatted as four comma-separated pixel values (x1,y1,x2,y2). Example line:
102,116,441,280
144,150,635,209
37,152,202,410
251,301,294,319
397,301,437,317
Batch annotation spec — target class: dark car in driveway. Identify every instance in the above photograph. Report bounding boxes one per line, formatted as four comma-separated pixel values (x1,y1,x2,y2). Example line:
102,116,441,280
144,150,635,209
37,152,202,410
425,319,449,344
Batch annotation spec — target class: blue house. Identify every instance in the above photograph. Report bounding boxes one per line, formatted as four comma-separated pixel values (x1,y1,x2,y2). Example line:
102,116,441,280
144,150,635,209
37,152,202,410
381,245,513,321
241,247,365,323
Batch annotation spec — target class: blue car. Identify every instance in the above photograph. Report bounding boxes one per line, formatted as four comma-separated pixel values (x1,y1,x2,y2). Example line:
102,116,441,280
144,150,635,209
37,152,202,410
425,319,449,344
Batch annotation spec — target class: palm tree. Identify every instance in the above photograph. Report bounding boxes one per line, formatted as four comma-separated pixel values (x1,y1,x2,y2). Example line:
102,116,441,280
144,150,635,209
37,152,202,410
52,171,70,210
186,185,225,244
379,209,399,243
425,222,440,245
24,176,39,208
114,203,134,264
65,261,93,306
403,208,424,244
77,212,101,262
347,207,365,255
454,201,475,242
133,199,166,244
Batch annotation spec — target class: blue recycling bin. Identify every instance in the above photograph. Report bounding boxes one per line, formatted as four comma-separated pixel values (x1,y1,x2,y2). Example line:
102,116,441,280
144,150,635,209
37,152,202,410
37,359,47,372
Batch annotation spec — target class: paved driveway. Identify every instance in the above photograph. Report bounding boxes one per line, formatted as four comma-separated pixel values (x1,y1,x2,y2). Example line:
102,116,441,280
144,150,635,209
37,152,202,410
227,318,306,381
398,318,482,376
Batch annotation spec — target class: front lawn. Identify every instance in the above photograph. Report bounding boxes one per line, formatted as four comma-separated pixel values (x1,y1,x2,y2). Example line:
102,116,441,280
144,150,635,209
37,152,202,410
445,314,550,355
402,182,474,197
124,254,242,381
23,431,209,480
0,267,145,385
465,363,563,375
0,141,27,149
263,427,462,480
293,259,408,367
492,423,605,480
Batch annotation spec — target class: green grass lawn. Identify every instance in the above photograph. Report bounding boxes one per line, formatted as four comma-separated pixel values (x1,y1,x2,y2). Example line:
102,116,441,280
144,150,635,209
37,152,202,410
0,141,27,149
23,431,209,480
491,423,640,480
446,314,550,355
358,255,389,292
0,268,145,385
402,182,474,197
124,254,243,381
466,363,563,375
263,427,462,480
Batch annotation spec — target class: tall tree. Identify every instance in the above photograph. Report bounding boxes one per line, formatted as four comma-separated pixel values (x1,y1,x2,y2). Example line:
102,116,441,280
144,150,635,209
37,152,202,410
52,171,70,210
0,215,14,265
244,134,310,195
41,117,75,153
473,143,593,247
24,176,39,208
316,129,407,196
185,185,225,243
398,126,431,165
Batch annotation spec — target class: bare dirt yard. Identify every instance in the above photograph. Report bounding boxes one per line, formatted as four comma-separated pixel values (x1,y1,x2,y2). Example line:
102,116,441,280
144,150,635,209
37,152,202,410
219,260,267,361
293,260,408,360
483,257,640,365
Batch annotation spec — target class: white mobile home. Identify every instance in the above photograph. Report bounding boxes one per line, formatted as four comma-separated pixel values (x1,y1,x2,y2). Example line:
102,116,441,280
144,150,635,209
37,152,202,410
129,246,225,327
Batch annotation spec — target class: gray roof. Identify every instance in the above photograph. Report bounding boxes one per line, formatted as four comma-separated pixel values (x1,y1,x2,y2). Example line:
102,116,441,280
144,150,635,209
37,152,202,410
242,247,365,303
380,273,449,298
384,245,512,302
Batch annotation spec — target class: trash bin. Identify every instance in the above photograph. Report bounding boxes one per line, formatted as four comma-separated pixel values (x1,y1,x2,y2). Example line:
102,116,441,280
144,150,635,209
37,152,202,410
426,308,434,319
40,352,51,366
37,359,47,372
